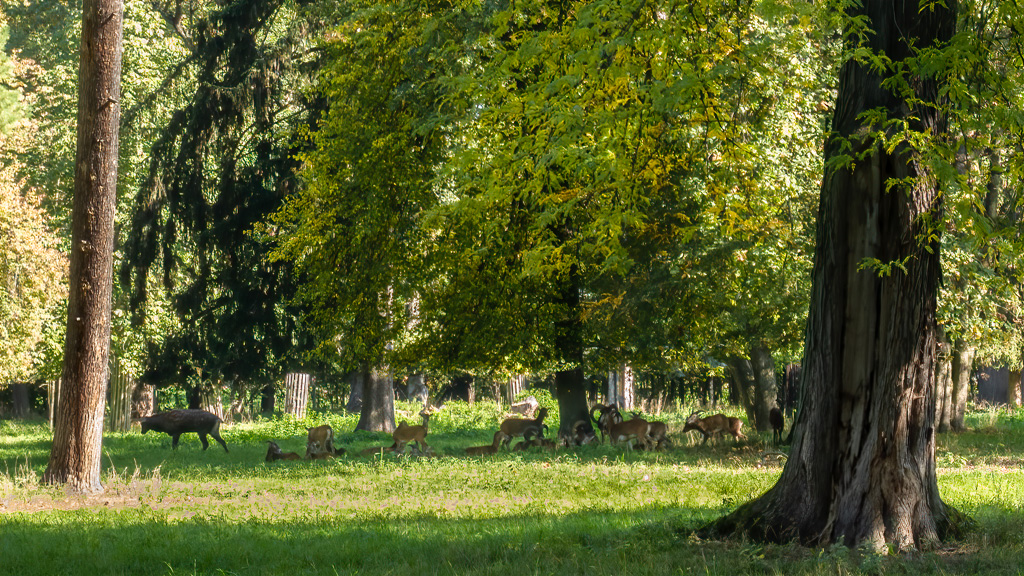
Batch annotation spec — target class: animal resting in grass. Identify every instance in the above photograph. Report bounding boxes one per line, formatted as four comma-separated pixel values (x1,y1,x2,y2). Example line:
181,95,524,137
139,409,229,452
266,440,301,462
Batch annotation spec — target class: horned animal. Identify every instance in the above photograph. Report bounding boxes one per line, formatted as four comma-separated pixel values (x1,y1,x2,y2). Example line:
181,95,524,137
139,409,228,452
682,411,746,445
608,417,653,451
589,403,623,443
466,430,505,456
265,440,301,462
769,407,785,446
306,424,336,459
498,406,549,449
393,406,435,454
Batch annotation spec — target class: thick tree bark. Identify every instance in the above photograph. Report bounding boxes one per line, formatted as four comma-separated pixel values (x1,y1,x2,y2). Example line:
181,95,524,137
355,365,395,433
44,0,123,494
708,0,959,550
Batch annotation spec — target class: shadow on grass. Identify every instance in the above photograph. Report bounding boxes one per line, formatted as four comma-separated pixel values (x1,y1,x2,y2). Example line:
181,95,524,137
3,506,1021,576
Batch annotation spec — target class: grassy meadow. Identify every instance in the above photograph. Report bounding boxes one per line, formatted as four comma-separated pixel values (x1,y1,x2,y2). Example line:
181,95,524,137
2,400,1024,575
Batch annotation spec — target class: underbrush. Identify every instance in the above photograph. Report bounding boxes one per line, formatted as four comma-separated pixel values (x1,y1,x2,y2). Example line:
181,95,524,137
1,403,1023,575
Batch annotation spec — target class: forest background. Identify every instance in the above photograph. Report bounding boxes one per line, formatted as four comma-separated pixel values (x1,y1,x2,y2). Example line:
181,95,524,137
1,0,1024,534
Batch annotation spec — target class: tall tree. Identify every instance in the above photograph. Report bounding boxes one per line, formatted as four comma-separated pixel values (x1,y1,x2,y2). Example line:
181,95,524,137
43,0,123,493
709,0,959,549
121,0,327,401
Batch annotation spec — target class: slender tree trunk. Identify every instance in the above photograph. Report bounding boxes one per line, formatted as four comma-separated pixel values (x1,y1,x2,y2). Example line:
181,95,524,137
934,340,953,433
950,342,974,431
44,0,123,494
709,0,958,550
260,383,276,415
12,383,30,418
751,345,778,431
355,365,395,432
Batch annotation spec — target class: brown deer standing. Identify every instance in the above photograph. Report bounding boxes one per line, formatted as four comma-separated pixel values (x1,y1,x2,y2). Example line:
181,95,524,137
682,411,746,445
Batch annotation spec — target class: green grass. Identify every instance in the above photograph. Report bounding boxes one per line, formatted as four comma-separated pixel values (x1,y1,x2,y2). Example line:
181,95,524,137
2,401,1024,575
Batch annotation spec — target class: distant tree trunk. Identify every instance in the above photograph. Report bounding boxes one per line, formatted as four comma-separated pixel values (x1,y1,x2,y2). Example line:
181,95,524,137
355,365,395,432
729,347,777,431
284,372,311,418
553,272,589,438
1008,367,1022,407
507,374,527,404
934,340,953,432
607,365,635,410
48,378,60,427
346,370,364,414
709,0,958,550
751,345,778,431
107,358,134,432
12,383,30,418
260,383,276,415
950,342,974,431
131,383,155,419
44,0,123,494
407,373,428,403
727,356,757,425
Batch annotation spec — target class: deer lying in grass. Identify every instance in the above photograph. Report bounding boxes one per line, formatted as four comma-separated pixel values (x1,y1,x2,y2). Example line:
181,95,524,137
683,411,746,445
589,403,623,444
265,440,301,462
498,406,549,449
358,444,397,457
393,406,436,455
559,420,597,447
769,407,785,446
608,417,653,451
466,430,504,456
139,409,228,452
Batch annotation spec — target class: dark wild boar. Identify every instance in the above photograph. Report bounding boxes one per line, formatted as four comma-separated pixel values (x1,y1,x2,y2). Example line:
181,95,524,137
139,409,229,452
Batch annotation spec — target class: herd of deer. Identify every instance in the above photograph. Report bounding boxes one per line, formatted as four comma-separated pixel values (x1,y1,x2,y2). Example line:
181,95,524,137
264,402,784,462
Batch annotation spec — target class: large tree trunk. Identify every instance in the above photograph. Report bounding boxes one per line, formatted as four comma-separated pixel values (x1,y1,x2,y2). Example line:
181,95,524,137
708,0,959,550
44,0,123,494
355,365,395,433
